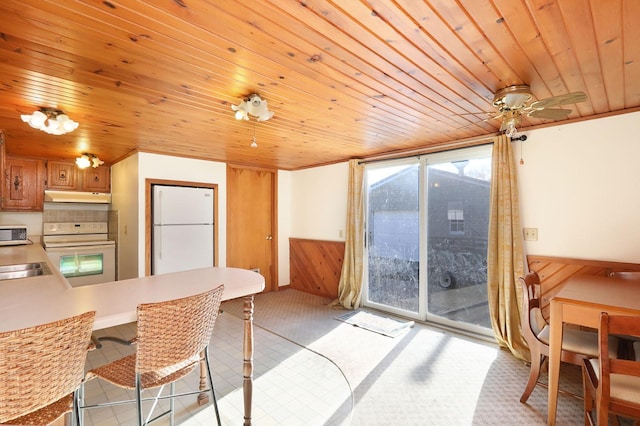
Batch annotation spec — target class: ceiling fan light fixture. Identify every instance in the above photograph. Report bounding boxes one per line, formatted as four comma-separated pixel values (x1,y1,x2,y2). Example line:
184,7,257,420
492,85,532,110
503,93,532,109
500,111,521,138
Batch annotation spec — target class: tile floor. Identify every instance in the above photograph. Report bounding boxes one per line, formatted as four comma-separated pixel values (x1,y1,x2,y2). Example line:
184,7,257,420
80,310,352,425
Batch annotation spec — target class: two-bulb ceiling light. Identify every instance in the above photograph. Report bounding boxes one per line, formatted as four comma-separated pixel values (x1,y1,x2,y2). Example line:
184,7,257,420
75,154,103,169
231,94,274,122
231,94,274,148
21,107,79,135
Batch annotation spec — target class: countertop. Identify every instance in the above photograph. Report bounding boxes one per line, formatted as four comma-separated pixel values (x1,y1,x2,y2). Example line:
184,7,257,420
0,243,265,332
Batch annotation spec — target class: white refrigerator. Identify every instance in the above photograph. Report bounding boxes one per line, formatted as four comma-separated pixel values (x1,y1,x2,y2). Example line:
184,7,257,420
152,185,214,275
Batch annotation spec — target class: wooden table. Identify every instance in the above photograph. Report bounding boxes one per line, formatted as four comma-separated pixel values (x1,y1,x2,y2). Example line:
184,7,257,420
0,264,264,426
547,275,640,425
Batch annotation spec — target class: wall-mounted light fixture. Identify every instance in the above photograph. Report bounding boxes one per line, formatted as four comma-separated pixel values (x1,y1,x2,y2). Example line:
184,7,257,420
75,154,104,169
21,108,79,135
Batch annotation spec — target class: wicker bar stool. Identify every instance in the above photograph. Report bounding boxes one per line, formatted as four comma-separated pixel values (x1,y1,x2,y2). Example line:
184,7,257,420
0,311,96,426
80,285,224,426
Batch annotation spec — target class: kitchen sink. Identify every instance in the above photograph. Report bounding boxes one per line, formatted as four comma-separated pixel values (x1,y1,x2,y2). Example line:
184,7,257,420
0,262,52,280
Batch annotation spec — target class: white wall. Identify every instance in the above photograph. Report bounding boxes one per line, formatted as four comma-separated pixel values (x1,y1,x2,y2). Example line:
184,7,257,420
290,162,349,241
277,170,291,286
108,110,640,284
113,153,296,286
517,111,640,263
0,212,42,239
111,154,139,280
287,111,640,266
112,153,227,279
136,153,227,277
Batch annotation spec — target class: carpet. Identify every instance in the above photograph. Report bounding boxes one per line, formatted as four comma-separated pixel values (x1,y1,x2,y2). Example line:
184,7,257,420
335,310,414,337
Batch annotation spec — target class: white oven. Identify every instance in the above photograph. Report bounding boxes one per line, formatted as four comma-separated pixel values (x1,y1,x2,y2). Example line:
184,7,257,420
43,222,116,287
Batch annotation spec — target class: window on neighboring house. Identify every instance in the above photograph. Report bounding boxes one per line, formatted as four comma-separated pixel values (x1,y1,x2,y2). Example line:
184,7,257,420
448,202,464,234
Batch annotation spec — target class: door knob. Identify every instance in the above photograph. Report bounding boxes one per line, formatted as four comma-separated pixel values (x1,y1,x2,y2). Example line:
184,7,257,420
266,235,273,240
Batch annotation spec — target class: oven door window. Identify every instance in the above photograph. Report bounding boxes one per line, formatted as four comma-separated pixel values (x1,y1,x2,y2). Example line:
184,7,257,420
59,253,104,278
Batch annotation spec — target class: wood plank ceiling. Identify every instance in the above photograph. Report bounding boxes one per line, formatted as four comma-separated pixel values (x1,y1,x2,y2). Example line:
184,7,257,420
0,0,638,171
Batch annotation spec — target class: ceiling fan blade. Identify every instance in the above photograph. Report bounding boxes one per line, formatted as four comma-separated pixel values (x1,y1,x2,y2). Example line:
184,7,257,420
528,108,573,120
483,112,503,122
458,112,502,129
529,91,587,109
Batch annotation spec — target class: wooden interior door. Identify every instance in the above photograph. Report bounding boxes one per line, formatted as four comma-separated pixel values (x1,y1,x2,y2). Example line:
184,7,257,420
227,166,276,292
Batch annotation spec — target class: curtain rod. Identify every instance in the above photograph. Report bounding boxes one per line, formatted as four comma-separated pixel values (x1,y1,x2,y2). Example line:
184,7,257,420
358,134,527,165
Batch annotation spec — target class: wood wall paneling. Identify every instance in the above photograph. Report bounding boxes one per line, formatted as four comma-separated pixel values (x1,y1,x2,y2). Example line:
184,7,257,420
289,238,345,299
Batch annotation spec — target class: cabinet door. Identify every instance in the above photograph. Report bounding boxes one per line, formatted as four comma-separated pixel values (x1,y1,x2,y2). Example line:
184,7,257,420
3,157,45,211
82,166,110,192
46,161,77,190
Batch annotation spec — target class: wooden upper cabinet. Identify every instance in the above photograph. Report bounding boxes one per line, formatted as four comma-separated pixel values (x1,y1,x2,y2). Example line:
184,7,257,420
46,161,77,190
3,156,45,211
45,160,110,193
82,166,110,192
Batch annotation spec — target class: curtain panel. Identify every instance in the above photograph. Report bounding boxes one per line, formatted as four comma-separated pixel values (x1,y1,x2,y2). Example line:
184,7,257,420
487,135,528,361
334,159,365,309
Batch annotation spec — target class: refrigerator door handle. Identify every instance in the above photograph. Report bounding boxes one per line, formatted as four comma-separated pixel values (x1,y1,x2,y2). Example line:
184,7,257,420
156,227,162,260
156,190,162,224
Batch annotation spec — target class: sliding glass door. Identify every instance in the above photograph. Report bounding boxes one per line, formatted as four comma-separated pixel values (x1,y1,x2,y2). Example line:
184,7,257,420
364,146,492,335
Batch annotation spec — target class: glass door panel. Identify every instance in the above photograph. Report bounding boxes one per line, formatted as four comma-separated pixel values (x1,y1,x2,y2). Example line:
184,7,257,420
425,156,491,330
366,163,420,314
59,253,104,278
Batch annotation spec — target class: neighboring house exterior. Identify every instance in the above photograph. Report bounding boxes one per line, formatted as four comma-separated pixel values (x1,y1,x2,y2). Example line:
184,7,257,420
367,164,490,311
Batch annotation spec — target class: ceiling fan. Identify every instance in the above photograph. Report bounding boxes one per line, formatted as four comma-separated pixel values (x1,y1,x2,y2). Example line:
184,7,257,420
486,84,588,137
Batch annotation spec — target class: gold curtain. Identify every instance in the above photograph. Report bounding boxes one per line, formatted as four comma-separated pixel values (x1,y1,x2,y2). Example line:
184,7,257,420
334,159,365,309
487,134,528,361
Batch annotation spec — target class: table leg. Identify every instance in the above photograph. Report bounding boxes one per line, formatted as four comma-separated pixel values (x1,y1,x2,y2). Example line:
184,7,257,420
548,301,564,426
243,295,255,426
197,350,209,405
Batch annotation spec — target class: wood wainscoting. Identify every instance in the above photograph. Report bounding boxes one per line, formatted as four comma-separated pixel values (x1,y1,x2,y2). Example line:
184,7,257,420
289,238,345,299
527,255,640,319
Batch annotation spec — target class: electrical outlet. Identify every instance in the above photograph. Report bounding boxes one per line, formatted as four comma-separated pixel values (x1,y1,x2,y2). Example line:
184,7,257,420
523,228,538,241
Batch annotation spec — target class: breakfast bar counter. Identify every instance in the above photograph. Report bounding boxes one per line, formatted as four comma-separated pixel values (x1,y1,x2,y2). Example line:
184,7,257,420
0,243,265,425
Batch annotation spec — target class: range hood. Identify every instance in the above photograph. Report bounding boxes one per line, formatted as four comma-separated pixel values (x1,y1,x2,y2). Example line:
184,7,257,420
44,190,111,204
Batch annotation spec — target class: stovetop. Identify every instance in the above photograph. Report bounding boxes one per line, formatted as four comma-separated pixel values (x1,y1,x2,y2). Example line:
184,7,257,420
43,222,109,236
42,222,115,248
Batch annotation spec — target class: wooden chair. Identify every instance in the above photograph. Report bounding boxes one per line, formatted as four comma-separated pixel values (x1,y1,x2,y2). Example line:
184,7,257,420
608,271,640,359
583,313,640,425
519,271,618,403
81,286,224,426
0,311,96,425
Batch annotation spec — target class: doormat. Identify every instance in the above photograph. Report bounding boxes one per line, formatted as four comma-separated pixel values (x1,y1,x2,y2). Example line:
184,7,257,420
335,310,414,338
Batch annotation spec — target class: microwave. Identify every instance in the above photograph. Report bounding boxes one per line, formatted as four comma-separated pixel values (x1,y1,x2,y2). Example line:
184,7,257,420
0,225,29,246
